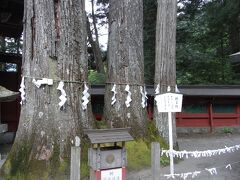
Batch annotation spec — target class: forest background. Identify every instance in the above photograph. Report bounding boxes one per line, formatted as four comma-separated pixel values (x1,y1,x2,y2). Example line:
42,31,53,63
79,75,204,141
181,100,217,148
87,0,240,85
0,0,240,178
1,0,240,85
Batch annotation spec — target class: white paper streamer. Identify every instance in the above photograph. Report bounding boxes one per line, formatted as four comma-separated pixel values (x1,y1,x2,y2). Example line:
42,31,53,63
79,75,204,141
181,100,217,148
226,164,232,170
205,168,217,175
167,86,171,92
180,172,192,180
155,84,160,94
192,171,201,178
57,81,67,108
111,84,117,105
32,78,53,88
75,136,81,147
162,144,240,159
144,86,148,107
164,170,201,179
175,84,180,93
125,84,132,107
164,174,175,179
162,162,240,179
140,86,148,108
82,82,90,110
19,76,26,105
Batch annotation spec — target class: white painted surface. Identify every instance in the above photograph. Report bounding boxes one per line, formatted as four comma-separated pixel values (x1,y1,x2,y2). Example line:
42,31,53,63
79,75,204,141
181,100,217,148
101,168,122,180
155,93,183,112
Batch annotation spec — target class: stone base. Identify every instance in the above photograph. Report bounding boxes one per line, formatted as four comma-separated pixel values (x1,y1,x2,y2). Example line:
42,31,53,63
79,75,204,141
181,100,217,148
0,132,15,144
177,126,240,135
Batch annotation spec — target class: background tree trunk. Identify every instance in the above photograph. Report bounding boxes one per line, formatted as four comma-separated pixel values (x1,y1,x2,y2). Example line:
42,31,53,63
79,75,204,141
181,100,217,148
0,36,6,53
0,36,6,71
1,0,93,178
103,0,147,138
86,16,105,73
154,0,177,145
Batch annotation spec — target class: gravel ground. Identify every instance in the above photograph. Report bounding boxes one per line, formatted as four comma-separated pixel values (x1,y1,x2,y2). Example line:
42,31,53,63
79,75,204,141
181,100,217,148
127,133,240,180
1,133,240,179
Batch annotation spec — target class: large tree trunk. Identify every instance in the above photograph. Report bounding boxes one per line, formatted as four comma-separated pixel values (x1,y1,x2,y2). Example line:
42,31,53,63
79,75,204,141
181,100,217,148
103,0,147,138
86,16,105,73
154,0,177,145
229,22,240,54
0,0,93,179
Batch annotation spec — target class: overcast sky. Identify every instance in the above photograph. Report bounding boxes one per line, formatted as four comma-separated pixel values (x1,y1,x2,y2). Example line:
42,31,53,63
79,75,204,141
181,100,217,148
85,0,108,50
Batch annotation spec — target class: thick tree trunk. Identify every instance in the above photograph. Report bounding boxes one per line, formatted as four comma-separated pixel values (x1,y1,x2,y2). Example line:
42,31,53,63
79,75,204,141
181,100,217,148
103,0,147,138
0,0,93,179
86,16,105,73
229,22,240,53
154,0,177,145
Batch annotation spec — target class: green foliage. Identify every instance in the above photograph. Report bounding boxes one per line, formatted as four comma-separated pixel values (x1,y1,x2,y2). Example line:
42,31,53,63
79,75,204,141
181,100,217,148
0,37,22,54
143,0,240,84
144,121,168,150
80,141,90,179
126,121,170,171
126,140,151,171
222,127,233,134
88,70,106,84
95,119,108,129
144,121,170,166
176,0,239,85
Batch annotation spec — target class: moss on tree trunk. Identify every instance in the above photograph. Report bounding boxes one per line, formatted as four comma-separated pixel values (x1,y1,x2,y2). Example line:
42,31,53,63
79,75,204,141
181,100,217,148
0,0,93,179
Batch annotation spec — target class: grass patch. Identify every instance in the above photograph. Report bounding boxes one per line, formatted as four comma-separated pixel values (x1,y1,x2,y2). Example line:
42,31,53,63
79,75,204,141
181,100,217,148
80,140,90,179
222,127,233,134
126,139,151,171
79,121,170,176
126,121,170,171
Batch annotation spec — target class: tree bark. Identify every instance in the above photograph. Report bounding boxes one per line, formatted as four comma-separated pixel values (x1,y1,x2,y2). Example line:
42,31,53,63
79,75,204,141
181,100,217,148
229,22,240,54
154,0,177,145
0,36,6,53
103,0,147,138
0,36,6,71
1,0,93,179
86,16,105,73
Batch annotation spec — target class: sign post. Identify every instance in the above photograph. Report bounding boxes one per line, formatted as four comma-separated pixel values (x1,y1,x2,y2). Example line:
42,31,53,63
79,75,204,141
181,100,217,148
168,111,174,175
155,92,183,176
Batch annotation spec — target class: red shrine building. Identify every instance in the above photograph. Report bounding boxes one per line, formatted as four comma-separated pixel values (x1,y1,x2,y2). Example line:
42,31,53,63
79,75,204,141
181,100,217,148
90,85,240,133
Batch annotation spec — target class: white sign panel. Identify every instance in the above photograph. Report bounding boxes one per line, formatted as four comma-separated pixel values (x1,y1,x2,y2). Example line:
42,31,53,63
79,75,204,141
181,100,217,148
101,168,122,180
155,93,183,112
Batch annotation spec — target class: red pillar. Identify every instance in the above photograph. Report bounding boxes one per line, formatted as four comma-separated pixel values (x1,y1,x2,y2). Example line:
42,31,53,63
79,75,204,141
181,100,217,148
209,103,213,132
96,170,101,180
122,167,126,180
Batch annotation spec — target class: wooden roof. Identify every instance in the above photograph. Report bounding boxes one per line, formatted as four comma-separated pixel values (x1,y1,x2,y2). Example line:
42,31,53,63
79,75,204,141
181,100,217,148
230,52,240,64
0,0,24,38
0,85,19,102
84,128,134,144
179,85,240,97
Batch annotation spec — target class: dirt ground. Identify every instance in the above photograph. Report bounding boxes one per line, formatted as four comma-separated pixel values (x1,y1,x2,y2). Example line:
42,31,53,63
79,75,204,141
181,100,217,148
127,133,240,180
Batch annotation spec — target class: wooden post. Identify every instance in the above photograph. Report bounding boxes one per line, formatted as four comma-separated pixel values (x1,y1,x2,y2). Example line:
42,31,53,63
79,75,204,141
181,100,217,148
70,146,81,180
151,142,160,180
